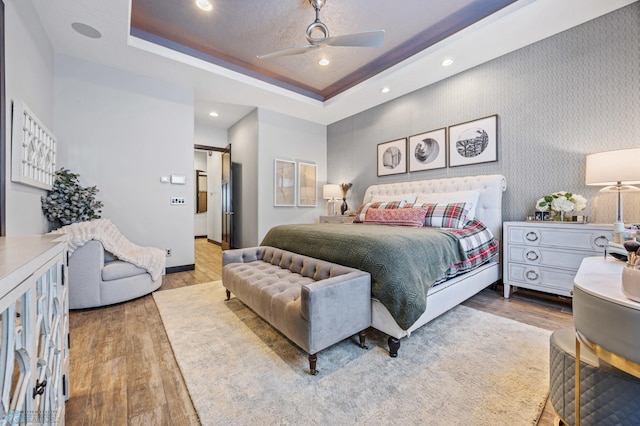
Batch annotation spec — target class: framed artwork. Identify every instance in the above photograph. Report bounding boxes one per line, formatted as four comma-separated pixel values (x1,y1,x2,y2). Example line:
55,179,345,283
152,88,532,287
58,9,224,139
408,128,447,172
448,114,498,167
297,161,317,207
377,138,407,176
274,159,296,206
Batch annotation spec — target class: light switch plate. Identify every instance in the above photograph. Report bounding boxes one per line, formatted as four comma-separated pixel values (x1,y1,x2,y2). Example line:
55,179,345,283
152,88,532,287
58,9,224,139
170,174,186,184
160,176,170,183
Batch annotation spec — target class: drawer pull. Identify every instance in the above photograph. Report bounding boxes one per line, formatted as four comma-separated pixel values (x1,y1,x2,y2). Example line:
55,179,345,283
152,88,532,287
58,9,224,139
525,250,539,261
594,235,608,248
525,270,539,281
525,231,539,242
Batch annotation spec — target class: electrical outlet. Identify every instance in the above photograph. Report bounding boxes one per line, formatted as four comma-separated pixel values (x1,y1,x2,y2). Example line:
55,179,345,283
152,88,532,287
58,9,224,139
170,197,186,205
166,249,172,257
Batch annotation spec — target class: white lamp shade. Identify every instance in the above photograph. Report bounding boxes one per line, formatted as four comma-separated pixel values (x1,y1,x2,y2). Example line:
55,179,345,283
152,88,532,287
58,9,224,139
323,184,342,199
586,148,640,186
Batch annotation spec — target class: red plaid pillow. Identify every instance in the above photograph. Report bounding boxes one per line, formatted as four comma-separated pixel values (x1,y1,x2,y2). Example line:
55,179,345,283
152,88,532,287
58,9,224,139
353,201,404,223
363,207,428,227
417,202,470,229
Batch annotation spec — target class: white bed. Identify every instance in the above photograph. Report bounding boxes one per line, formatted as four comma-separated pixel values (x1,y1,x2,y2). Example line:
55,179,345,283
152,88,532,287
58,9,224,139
361,174,506,355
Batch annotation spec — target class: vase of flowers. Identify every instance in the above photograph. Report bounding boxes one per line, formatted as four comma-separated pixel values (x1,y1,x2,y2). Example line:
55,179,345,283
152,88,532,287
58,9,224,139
340,183,352,215
535,191,586,221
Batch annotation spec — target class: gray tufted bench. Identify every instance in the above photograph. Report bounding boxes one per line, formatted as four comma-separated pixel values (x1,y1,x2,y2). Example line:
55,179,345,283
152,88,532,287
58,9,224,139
222,246,371,375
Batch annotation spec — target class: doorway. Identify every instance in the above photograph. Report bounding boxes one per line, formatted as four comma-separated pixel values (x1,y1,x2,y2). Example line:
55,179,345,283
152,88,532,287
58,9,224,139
194,144,232,249
194,147,220,244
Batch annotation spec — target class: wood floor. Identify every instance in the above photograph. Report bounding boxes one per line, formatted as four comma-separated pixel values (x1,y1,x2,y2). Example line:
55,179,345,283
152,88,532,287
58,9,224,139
66,238,571,425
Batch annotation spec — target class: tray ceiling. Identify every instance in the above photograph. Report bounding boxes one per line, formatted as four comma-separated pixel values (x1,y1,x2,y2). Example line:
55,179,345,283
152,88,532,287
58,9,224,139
130,0,518,101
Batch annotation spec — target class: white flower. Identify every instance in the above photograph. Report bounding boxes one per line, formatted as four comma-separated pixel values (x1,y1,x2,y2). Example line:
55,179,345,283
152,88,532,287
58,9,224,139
536,191,587,213
572,194,587,211
551,197,574,212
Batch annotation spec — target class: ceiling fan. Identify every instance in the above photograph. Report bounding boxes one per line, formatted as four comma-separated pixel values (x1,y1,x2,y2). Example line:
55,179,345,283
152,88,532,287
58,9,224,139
257,0,385,60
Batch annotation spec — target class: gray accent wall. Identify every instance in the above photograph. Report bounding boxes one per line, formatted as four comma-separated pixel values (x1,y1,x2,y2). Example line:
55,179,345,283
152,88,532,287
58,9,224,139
328,3,640,223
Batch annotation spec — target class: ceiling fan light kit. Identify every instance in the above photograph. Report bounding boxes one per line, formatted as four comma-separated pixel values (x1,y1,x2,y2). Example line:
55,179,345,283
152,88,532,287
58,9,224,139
257,0,385,60
195,0,213,12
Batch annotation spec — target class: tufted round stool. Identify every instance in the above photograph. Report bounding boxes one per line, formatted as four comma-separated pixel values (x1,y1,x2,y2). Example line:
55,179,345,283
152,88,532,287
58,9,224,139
549,328,640,425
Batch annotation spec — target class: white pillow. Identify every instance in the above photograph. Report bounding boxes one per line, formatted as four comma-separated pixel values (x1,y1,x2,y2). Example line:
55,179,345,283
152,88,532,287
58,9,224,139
414,190,481,220
370,193,418,204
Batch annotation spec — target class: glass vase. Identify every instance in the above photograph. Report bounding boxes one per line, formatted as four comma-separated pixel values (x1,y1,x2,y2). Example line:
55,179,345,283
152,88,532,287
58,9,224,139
552,211,566,221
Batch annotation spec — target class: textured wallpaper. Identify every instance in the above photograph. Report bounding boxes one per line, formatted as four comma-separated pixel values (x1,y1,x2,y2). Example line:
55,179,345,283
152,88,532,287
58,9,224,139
327,3,640,224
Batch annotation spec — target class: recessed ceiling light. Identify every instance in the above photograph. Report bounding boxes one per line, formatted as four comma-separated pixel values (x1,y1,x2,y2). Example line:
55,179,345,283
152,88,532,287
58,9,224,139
381,87,390,94
196,0,213,11
209,111,219,117
71,22,102,39
441,58,454,67
318,58,330,66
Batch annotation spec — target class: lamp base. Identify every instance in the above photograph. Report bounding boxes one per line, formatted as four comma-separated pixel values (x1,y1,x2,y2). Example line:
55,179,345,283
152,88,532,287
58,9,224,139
613,221,626,243
326,199,339,216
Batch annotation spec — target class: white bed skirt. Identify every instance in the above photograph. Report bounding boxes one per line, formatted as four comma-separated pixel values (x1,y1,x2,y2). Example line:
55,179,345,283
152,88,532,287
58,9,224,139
371,261,500,339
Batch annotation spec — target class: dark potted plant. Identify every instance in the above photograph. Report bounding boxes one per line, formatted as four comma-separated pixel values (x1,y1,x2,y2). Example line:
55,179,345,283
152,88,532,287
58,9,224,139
41,168,104,230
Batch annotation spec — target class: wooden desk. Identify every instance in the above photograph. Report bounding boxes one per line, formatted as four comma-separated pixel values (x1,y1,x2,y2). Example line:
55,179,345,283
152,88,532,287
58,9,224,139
573,256,640,425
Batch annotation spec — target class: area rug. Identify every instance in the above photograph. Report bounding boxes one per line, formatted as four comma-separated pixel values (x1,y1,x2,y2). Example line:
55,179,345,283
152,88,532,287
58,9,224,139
153,281,552,425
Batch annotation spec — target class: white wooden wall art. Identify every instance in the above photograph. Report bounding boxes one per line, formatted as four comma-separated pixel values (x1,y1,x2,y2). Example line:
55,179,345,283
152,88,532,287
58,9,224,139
11,100,57,190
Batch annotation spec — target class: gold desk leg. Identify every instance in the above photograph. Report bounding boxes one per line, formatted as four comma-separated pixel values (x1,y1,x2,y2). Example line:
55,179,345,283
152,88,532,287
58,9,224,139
575,335,580,426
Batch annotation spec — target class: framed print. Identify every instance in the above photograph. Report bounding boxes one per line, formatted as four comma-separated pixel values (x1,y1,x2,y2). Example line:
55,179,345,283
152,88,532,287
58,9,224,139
448,114,498,167
377,138,407,176
408,128,446,172
297,161,317,207
274,159,296,206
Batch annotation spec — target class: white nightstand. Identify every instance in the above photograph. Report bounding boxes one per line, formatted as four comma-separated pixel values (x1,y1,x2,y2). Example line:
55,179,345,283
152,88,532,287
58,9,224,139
502,221,613,298
319,215,354,224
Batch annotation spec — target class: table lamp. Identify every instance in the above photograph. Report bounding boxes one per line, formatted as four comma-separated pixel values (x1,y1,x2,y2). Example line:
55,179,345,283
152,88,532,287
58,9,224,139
586,148,640,233
323,184,342,216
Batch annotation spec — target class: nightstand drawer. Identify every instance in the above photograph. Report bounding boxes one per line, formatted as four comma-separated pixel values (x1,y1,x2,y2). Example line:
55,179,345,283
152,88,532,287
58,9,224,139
507,245,599,270
507,263,576,295
507,226,611,252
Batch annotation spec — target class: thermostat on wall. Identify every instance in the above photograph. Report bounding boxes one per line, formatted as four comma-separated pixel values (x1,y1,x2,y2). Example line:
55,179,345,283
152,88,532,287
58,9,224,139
170,174,186,184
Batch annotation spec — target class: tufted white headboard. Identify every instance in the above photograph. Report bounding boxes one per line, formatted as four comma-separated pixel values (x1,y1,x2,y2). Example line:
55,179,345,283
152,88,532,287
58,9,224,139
362,174,507,242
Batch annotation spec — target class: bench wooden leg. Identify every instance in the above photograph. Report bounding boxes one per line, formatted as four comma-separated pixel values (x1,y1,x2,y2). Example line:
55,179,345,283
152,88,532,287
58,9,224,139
225,289,230,301
358,330,368,349
388,336,400,358
309,353,318,375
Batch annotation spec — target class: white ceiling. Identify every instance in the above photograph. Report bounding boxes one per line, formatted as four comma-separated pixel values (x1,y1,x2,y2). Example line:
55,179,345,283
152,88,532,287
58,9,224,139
32,0,636,129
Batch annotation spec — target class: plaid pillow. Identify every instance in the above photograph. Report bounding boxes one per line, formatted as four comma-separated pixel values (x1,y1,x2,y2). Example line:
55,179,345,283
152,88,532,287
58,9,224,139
363,207,428,227
417,202,470,229
353,201,404,223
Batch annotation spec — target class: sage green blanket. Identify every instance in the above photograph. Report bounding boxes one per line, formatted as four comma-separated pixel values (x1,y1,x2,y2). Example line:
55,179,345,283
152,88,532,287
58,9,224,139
260,224,466,330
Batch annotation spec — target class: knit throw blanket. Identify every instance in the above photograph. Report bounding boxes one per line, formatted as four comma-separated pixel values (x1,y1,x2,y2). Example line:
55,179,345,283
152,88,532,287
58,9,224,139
57,219,166,281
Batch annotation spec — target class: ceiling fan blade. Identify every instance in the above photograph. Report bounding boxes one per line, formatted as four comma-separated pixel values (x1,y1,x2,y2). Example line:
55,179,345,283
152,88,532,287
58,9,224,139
322,30,385,48
257,44,319,59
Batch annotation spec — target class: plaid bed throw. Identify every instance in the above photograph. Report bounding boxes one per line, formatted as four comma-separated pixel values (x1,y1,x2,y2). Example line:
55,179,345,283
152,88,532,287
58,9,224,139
437,218,499,283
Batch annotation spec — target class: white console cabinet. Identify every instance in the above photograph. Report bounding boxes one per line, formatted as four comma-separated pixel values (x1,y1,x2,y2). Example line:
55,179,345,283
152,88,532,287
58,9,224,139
0,235,69,425
503,221,612,298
